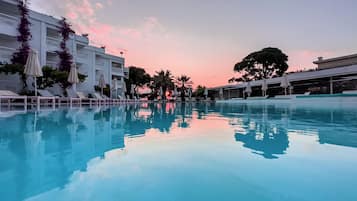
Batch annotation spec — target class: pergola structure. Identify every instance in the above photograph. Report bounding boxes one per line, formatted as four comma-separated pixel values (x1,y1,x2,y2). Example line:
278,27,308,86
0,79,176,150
209,64,357,100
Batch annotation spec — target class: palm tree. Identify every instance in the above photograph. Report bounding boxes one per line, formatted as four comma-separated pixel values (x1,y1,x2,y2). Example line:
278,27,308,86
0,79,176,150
152,70,174,100
176,75,192,101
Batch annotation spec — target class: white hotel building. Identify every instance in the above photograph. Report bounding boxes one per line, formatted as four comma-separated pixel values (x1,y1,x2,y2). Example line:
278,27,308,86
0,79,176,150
0,0,128,96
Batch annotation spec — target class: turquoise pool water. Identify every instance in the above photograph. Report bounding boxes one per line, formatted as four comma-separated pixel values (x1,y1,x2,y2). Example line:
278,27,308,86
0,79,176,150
1,103,357,201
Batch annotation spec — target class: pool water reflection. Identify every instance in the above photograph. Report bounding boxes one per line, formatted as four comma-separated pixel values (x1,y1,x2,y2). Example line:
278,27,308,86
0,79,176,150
0,103,357,201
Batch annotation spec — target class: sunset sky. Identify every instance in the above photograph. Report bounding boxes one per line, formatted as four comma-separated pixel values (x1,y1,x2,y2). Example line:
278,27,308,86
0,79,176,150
31,0,357,87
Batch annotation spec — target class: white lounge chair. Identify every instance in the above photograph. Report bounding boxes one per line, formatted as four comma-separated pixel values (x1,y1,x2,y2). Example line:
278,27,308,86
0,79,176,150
342,90,357,95
117,95,126,103
38,89,68,107
65,88,82,107
247,95,269,100
32,89,56,110
102,94,115,105
0,90,27,110
76,92,99,106
274,91,310,100
93,93,106,105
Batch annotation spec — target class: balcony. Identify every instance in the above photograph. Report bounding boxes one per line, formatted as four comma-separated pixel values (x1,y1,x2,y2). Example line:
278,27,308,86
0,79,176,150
76,64,89,76
0,13,18,36
46,37,61,52
112,79,124,89
2,0,19,5
112,67,123,75
75,35,89,44
0,46,15,63
123,67,129,79
76,52,88,64
95,60,105,68
46,59,58,68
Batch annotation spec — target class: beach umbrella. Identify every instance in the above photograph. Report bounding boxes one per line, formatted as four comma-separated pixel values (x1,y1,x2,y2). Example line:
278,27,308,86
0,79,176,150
24,49,43,96
112,78,118,98
188,88,192,99
261,79,268,96
204,88,208,99
68,64,79,92
99,74,106,95
122,81,127,98
245,82,252,97
130,84,136,98
280,74,290,95
219,88,224,99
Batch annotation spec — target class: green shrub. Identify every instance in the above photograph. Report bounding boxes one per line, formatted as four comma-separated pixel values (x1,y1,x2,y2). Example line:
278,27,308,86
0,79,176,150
0,63,27,89
37,66,87,91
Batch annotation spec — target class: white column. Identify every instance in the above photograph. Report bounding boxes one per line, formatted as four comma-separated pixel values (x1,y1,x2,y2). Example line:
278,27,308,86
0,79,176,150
109,59,112,98
92,52,96,87
40,22,47,66
109,60,112,88
330,77,333,94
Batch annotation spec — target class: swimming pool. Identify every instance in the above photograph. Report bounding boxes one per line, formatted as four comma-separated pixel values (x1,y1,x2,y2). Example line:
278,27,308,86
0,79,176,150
1,103,357,201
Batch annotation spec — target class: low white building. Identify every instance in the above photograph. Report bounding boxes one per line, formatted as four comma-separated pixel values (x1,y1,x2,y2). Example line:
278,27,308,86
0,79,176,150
210,54,357,99
0,0,128,96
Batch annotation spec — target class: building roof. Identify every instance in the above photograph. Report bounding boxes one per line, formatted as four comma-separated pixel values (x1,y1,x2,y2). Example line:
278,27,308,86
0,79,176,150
313,53,357,64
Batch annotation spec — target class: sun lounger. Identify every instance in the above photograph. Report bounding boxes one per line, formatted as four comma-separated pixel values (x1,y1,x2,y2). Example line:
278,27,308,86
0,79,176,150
0,90,27,110
30,89,56,110
76,92,99,105
102,94,115,104
117,95,126,103
110,96,121,104
342,90,357,94
274,91,310,100
65,89,83,107
38,89,70,107
93,93,107,105
247,95,269,100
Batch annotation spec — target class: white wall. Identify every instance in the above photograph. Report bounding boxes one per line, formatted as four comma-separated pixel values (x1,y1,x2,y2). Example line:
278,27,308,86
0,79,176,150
0,0,127,94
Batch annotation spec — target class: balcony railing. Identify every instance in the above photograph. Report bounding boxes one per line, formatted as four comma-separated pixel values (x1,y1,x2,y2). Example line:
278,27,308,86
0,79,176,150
75,35,89,44
76,52,88,63
46,37,61,52
0,46,15,63
112,67,123,75
46,60,58,68
112,80,124,89
95,60,105,67
77,52,88,59
0,13,18,36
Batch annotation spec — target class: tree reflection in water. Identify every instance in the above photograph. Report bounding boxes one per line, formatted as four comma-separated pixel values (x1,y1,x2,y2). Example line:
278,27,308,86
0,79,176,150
232,105,289,159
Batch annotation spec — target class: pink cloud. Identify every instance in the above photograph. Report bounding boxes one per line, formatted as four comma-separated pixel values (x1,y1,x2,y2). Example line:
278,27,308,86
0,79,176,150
95,3,104,9
66,11,78,20
32,0,345,88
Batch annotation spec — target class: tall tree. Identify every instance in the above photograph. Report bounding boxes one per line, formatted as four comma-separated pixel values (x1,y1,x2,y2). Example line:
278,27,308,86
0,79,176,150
125,66,151,97
233,47,289,82
176,75,192,101
11,0,31,65
152,70,174,100
56,17,75,72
